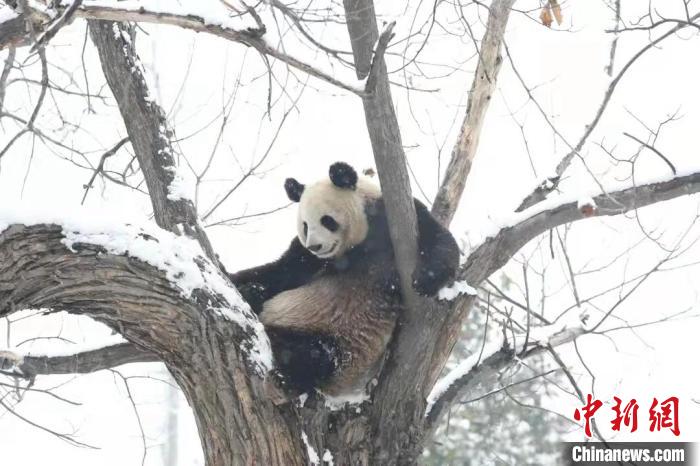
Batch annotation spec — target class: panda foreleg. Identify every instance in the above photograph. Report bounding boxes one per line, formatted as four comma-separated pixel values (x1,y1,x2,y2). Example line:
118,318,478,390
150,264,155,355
228,237,323,313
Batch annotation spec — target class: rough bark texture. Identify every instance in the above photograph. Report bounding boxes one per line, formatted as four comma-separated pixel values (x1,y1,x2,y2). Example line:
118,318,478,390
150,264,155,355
16,343,158,376
3,2,700,466
340,1,450,463
0,223,307,465
88,20,216,260
83,20,310,465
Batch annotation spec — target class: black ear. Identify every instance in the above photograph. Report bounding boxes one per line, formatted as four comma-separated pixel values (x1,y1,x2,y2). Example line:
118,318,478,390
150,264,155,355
285,178,305,202
329,162,358,190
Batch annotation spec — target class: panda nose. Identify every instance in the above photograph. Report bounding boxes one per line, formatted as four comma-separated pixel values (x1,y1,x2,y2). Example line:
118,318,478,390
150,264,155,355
307,244,323,252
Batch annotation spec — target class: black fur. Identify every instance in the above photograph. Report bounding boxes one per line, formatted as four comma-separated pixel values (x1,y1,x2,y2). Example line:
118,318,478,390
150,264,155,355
266,328,340,393
229,237,324,314
329,162,358,190
285,178,305,202
229,191,459,393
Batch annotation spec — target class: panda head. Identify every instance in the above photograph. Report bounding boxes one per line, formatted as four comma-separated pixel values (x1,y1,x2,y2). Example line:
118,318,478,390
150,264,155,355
285,162,380,259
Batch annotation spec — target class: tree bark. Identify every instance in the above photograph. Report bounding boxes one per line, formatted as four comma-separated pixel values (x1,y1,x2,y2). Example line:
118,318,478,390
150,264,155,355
0,222,308,465
88,20,216,260
3,3,700,466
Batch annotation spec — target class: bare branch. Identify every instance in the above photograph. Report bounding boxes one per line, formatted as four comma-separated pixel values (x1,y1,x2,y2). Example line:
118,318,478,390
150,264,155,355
2,343,158,378
1,3,368,95
622,131,677,175
432,0,516,227
364,21,395,94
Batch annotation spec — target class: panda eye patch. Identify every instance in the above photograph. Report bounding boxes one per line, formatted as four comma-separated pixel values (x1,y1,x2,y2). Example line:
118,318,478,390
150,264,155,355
321,215,339,232
303,221,308,237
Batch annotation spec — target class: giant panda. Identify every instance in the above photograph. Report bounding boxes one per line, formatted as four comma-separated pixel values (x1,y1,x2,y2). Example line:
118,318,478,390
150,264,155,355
229,162,459,396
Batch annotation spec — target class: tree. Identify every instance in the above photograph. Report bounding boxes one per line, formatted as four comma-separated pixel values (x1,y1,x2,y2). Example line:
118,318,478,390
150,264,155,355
1,0,699,464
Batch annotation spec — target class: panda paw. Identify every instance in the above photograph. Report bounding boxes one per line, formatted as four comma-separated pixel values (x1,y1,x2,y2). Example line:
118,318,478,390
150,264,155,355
412,265,442,297
236,282,267,314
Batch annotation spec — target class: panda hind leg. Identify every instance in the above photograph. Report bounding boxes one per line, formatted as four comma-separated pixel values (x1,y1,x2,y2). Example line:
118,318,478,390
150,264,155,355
267,329,339,395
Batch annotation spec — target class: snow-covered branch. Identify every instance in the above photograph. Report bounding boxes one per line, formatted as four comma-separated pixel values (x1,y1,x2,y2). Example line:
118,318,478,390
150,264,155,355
514,10,700,213
425,168,700,428
0,215,271,373
425,313,587,427
88,20,217,261
462,169,700,285
0,2,369,95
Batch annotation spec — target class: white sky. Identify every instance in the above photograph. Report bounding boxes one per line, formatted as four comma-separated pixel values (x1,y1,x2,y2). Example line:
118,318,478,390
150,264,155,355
1,0,699,464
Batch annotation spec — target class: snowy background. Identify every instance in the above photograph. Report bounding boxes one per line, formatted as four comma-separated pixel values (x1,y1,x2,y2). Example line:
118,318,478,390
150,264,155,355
1,0,699,464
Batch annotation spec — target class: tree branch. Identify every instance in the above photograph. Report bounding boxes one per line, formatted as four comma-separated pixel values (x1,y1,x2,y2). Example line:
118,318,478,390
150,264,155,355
426,168,700,427
0,3,368,96
88,21,217,261
463,170,700,285
515,11,700,212
425,320,585,428
343,0,418,304
431,0,516,227
0,221,267,370
1,343,158,377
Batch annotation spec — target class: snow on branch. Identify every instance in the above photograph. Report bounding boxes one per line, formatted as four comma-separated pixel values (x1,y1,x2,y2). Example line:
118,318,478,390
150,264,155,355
88,21,218,261
2,0,370,95
425,312,589,426
461,168,700,285
0,208,272,372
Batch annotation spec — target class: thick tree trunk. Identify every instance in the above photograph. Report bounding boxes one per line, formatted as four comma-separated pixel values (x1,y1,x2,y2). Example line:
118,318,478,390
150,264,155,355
166,325,305,466
4,3,700,466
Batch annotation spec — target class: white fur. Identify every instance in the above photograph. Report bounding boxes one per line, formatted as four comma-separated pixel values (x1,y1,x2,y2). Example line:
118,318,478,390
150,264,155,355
297,177,380,258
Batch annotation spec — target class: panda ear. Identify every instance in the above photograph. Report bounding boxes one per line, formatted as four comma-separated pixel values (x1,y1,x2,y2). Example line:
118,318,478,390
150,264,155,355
285,178,305,202
329,162,358,190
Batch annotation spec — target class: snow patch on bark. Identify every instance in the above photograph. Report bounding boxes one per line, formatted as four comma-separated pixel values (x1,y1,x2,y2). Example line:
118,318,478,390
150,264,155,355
0,206,272,372
323,390,369,411
166,163,193,202
301,431,320,465
63,0,257,30
437,280,478,301
322,449,334,465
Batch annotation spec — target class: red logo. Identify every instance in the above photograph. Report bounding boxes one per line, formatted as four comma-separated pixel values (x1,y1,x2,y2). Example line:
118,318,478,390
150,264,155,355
574,395,680,438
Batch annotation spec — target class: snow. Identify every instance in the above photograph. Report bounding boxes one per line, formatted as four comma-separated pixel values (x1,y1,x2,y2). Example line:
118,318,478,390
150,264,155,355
322,449,334,465
0,6,18,23
166,163,193,202
323,390,370,411
301,431,320,465
465,165,700,252
438,280,478,301
425,311,589,417
577,196,596,209
0,206,272,372
61,0,253,30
